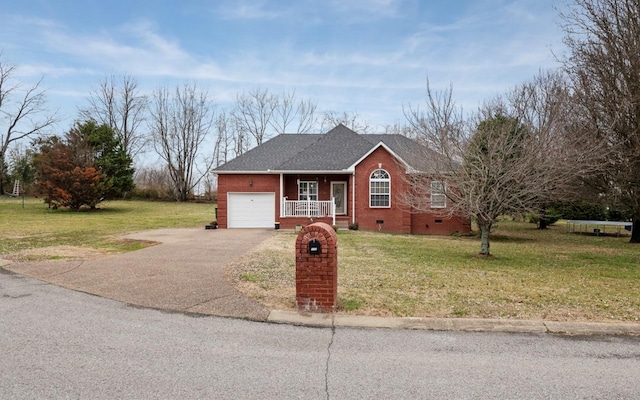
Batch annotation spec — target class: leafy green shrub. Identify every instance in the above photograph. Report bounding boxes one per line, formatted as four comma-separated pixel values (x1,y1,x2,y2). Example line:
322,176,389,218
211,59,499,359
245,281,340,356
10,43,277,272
550,201,606,221
606,208,630,221
525,211,560,227
525,212,539,224
539,209,562,225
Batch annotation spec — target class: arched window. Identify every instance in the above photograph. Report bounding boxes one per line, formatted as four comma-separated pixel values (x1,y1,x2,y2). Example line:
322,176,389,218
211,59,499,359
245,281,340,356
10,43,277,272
369,169,390,207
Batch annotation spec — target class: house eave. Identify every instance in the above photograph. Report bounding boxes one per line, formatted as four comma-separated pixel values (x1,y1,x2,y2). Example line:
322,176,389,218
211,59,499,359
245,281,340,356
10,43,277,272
347,142,412,171
212,170,275,175
214,169,353,175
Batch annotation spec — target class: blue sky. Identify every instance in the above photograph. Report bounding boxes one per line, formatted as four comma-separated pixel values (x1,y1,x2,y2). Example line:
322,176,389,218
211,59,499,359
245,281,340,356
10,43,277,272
1,0,567,133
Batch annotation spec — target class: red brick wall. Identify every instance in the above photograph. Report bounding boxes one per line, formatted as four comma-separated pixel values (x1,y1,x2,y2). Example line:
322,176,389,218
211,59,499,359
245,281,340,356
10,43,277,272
216,159,471,235
295,222,338,312
410,213,471,235
216,174,280,229
283,174,325,200
354,147,412,233
353,146,471,235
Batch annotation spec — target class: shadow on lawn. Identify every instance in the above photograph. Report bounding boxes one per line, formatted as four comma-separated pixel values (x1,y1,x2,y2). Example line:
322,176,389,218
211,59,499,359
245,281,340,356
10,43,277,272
40,201,134,214
488,234,536,243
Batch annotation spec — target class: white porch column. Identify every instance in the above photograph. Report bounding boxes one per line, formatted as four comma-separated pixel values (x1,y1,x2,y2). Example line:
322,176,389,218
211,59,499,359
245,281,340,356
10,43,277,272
279,173,284,218
332,197,336,226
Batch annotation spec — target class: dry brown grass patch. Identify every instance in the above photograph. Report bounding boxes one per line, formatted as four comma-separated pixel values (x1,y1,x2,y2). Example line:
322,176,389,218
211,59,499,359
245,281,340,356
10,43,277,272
226,223,640,322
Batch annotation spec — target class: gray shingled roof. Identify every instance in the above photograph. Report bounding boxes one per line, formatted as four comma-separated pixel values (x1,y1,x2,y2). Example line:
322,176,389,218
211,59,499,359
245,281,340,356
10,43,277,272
213,124,437,173
362,134,440,172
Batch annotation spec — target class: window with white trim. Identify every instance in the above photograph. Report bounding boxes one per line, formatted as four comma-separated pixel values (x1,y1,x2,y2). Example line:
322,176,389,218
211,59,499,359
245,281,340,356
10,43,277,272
298,181,318,201
370,169,390,207
430,181,446,208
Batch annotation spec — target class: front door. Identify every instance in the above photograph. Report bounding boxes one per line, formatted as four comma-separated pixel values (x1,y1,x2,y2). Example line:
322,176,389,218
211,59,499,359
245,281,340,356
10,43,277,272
331,182,347,215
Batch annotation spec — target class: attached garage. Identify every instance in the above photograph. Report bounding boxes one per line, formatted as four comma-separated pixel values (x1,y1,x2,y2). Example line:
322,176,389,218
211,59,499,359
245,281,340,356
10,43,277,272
227,192,275,228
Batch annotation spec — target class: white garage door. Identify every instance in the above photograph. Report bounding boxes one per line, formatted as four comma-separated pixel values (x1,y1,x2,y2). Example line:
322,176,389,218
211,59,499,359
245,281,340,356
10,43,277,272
227,192,275,228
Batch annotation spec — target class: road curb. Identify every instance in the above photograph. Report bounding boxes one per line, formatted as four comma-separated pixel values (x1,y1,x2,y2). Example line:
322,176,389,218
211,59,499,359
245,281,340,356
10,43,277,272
268,310,640,335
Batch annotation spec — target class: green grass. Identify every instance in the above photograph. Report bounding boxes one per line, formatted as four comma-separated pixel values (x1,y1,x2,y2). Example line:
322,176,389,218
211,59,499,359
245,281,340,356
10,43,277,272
228,221,640,322
342,298,364,312
2,197,638,322
0,197,216,257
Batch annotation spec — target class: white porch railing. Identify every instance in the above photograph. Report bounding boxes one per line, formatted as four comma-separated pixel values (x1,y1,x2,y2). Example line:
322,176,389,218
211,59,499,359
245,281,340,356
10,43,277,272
282,199,335,225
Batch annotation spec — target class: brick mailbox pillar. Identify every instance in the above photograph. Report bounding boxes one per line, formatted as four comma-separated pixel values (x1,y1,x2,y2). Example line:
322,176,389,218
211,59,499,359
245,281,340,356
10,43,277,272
295,222,338,312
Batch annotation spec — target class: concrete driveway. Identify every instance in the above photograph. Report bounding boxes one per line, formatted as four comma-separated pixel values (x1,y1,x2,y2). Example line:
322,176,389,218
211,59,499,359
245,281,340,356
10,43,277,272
4,228,275,320
5,228,640,336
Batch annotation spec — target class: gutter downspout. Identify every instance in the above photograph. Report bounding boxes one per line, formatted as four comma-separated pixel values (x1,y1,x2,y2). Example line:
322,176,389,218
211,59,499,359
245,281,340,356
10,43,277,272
352,172,356,224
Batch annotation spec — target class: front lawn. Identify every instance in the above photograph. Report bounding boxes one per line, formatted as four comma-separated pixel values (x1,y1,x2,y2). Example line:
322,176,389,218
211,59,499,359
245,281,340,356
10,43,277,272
2,197,637,322
0,197,216,259
227,221,640,322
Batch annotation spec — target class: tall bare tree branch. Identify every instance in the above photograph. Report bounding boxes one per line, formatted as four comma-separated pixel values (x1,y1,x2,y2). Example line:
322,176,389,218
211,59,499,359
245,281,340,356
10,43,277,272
270,90,317,134
149,84,215,201
213,110,233,167
80,74,148,160
404,73,607,255
231,88,277,147
559,0,640,242
320,110,372,133
0,55,57,194
229,88,318,155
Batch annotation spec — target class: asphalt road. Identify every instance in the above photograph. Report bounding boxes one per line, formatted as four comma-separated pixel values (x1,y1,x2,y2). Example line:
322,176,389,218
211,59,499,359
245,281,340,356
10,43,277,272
2,270,639,399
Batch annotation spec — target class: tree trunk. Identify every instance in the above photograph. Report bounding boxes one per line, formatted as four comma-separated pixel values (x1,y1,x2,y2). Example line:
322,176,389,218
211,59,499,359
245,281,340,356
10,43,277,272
538,209,548,230
478,222,492,256
0,154,6,195
630,217,640,244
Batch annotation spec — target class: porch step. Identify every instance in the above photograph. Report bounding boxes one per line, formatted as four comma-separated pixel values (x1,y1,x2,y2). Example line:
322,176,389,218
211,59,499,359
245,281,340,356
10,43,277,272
335,221,350,230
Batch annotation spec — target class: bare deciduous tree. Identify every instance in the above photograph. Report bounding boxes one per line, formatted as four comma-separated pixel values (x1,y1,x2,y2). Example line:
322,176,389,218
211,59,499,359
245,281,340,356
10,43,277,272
560,0,640,242
382,121,412,137
270,90,317,134
80,74,148,160
231,88,277,147
213,110,233,167
133,166,173,199
320,110,372,133
149,84,215,201
404,74,605,255
0,55,57,194
232,127,251,158
230,88,318,155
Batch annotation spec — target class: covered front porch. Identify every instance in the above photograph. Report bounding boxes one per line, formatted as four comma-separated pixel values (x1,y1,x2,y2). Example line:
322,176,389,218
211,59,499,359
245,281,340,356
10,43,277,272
278,173,352,229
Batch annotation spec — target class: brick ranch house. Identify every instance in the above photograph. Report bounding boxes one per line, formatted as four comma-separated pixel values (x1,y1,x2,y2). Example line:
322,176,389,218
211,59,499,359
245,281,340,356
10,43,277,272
213,124,470,235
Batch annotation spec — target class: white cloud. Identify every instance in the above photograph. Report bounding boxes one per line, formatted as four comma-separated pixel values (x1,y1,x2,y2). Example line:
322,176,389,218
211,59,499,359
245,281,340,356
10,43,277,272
327,0,405,19
1,1,567,133
28,19,205,80
213,0,287,20
15,64,96,79
299,51,403,68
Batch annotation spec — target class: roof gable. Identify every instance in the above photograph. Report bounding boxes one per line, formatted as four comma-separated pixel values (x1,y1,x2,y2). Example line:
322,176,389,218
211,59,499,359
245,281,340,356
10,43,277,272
347,141,410,171
277,124,374,171
213,124,436,173
362,134,441,172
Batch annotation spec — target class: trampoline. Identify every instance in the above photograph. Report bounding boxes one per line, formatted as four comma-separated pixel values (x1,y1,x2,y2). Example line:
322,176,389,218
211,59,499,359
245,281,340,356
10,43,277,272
566,220,632,236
